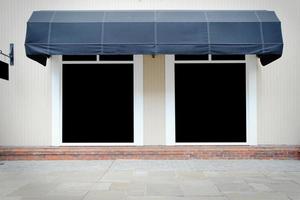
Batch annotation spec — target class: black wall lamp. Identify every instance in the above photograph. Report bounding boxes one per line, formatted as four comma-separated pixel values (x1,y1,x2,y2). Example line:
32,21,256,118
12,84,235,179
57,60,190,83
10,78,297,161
0,43,14,66
0,44,14,80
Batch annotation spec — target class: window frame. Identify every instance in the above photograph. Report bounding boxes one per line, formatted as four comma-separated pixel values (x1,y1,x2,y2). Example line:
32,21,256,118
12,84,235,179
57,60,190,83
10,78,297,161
165,55,258,145
51,55,143,146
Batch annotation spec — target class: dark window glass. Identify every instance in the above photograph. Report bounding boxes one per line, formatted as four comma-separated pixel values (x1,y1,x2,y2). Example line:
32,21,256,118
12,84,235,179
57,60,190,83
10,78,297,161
175,55,209,61
175,63,246,143
100,55,133,61
62,55,97,61
211,55,245,60
0,60,9,80
62,64,134,143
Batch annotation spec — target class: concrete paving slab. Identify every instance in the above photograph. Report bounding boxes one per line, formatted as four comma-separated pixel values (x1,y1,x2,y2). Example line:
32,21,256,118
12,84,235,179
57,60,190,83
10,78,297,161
126,196,228,200
83,190,126,200
176,171,206,181
248,183,273,192
216,182,254,193
7,182,58,197
0,197,22,200
226,192,290,200
53,171,105,182
180,180,221,196
90,182,111,191
286,192,300,200
101,170,133,182
146,183,183,196
265,182,300,193
22,195,84,200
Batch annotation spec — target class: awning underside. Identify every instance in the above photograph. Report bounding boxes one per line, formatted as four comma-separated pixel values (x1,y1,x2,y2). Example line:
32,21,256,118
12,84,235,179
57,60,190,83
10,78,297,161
25,10,283,66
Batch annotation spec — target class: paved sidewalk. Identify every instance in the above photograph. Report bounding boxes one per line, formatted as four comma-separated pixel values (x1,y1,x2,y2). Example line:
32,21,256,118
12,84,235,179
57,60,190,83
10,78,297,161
0,160,300,200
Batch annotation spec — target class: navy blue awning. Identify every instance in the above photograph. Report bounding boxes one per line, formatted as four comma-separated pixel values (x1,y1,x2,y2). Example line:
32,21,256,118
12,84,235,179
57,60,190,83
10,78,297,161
25,10,283,66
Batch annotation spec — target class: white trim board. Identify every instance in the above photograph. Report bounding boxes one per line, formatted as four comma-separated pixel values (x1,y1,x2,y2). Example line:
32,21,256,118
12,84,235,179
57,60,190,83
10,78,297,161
51,55,143,146
51,56,62,146
165,55,176,145
165,55,258,146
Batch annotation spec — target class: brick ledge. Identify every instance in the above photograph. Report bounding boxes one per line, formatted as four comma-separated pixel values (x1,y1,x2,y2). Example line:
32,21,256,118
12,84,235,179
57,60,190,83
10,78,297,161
0,145,299,160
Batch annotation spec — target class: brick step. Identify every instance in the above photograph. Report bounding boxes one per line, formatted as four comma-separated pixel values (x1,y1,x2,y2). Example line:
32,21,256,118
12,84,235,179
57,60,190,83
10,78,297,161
0,146,299,160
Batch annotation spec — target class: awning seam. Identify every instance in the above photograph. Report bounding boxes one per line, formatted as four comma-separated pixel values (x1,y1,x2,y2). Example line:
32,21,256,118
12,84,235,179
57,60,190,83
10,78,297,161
101,11,106,54
204,11,211,54
254,11,265,54
47,11,57,55
154,10,157,53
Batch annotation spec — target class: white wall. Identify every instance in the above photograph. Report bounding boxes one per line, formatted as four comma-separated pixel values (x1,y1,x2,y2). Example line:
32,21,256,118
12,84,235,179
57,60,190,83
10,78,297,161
0,0,299,145
143,55,165,145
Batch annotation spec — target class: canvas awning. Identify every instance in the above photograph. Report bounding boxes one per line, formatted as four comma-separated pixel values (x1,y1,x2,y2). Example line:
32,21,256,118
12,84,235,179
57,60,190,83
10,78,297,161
25,10,283,66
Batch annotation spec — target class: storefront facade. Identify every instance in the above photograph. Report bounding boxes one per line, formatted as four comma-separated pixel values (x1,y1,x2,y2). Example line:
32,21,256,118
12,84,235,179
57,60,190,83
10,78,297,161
0,1,299,153
48,54,257,146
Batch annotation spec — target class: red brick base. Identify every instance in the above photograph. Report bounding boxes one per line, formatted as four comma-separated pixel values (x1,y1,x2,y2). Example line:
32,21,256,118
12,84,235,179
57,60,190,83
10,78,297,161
0,146,299,160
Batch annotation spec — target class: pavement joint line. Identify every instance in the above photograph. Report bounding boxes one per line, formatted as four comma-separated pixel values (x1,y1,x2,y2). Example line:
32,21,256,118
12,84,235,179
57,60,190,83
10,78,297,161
81,190,90,200
290,179,300,186
97,160,115,182
77,160,115,200
286,193,294,200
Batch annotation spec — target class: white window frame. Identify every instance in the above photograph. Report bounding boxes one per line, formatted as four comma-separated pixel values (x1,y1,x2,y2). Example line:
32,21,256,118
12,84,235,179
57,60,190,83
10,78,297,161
51,55,143,146
165,55,257,145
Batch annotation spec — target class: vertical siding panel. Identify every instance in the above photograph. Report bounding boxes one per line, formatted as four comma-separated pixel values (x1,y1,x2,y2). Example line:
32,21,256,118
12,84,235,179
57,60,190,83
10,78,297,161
143,55,165,145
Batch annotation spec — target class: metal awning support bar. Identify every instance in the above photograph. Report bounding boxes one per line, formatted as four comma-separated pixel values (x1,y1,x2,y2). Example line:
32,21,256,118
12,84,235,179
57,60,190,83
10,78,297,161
0,50,9,57
0,44,14,66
